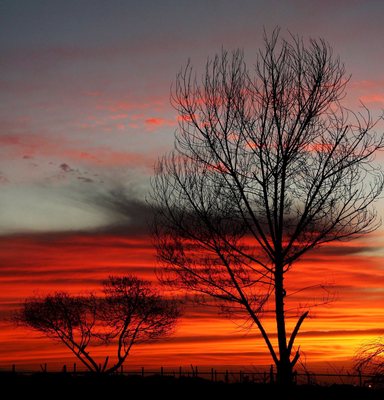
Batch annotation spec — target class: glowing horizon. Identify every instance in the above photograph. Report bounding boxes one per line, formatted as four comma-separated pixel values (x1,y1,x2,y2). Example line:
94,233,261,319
1,232,383,371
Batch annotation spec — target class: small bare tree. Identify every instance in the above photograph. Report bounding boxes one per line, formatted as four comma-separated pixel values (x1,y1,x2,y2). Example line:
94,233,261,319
15,276,180,373
151,28,384,384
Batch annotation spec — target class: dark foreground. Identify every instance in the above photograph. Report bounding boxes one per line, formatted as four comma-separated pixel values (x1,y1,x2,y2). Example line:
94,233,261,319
0,373,383,399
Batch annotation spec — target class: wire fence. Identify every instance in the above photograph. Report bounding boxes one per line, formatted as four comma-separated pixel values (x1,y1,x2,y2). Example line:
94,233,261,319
1,364,383,387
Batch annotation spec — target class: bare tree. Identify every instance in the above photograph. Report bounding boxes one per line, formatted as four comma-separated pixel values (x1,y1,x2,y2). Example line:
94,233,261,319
355,337,384,376
15,276,180,373
151,29,384,384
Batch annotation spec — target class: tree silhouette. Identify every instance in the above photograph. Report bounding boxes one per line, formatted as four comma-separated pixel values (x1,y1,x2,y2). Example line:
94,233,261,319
15,276,180,373
151,28,384,384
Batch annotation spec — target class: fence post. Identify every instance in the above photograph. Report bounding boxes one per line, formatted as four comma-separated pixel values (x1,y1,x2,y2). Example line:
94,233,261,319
12,364,16,374
225,370,229,383
73,363,76,374
211,368,214,381
160,366,164,376
141,366,144,377
269,365,274,384
179,366,182,378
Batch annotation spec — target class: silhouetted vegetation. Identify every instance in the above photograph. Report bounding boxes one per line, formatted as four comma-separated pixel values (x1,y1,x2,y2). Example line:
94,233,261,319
14,276,180,373
355,337,384,376
151,27,384,384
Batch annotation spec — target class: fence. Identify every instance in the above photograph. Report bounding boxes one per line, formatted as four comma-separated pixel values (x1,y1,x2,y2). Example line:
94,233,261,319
1,364,382,387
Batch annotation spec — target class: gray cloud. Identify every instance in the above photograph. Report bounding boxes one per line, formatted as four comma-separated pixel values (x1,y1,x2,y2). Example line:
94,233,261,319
59,163,74,173
81,184,154,236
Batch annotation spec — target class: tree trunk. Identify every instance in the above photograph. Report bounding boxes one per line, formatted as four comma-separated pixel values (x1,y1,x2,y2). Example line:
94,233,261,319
275,265,294,385
276,358,293,385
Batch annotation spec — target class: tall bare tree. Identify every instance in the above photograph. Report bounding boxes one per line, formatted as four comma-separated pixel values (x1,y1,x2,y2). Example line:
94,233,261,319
151,29,384,384
15,276,180,373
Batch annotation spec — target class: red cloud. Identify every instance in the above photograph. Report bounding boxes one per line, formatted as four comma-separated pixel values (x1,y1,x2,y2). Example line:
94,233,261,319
360,94,384,104
350,79,384,91
109,113,129,120
0,133,156,168
98,97,165,113
145,117,176,128
73,93,176,133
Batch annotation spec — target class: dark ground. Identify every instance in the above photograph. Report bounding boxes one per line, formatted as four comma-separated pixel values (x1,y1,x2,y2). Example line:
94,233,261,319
0,373,383,399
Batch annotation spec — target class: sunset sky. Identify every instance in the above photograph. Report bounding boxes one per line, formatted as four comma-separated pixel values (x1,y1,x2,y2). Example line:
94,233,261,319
1,0,384,372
